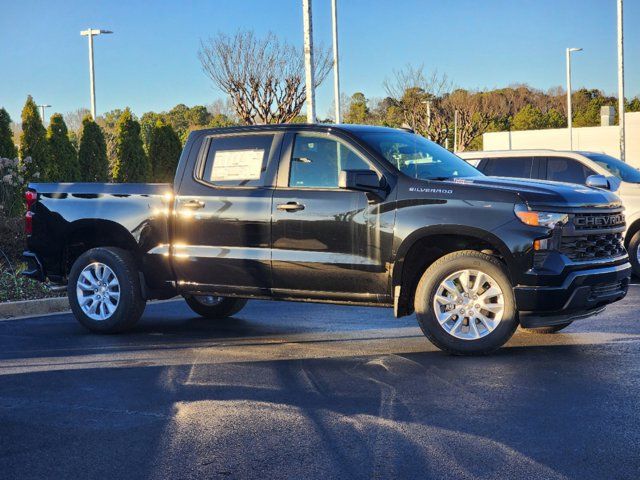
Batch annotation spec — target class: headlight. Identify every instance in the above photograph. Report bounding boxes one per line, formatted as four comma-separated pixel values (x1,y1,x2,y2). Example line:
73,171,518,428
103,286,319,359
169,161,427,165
514,204,568,228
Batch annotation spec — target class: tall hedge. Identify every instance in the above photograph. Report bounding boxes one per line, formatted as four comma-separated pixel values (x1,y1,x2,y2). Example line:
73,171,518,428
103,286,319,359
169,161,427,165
148,120,181,182
0,108,17,159
113,109,150,182
78,115,109,182
19,95,50,180
46,114,78,181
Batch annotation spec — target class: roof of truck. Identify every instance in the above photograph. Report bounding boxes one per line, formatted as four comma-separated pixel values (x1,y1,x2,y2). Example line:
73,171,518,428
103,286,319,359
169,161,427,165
190,123,402,137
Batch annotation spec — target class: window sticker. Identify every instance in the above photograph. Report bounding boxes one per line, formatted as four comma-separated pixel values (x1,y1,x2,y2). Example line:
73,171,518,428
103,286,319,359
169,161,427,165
210,149,264,181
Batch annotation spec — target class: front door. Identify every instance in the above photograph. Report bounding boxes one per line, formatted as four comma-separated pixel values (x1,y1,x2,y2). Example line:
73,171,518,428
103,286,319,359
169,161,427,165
172,132,281,296
271,132,394,302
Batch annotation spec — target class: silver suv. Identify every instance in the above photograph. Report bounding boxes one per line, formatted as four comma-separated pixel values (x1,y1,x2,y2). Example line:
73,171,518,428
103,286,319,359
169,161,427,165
458,149,640,275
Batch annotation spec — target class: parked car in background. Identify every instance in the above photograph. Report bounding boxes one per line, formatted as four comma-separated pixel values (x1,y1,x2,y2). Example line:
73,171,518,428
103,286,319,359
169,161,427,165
459,150,640,276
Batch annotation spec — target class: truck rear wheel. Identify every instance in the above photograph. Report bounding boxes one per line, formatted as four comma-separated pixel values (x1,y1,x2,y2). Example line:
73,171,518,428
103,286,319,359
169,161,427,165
414,250,518,355
184,295,248,319
68,247,146,333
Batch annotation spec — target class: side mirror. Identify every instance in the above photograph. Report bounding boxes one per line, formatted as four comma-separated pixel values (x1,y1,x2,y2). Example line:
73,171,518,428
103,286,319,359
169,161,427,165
338,169,384,193
586,174,610,190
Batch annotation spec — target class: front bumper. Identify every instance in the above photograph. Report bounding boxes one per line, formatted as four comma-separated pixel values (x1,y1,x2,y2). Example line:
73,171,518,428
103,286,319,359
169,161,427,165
515,262,631,327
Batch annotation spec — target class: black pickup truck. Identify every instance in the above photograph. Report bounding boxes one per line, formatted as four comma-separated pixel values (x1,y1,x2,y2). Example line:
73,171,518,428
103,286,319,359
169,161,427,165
23,124,631,354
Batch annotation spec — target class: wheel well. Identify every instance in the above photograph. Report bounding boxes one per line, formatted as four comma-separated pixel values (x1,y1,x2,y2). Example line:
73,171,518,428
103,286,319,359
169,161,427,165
394,234,504,318
63,221,138,276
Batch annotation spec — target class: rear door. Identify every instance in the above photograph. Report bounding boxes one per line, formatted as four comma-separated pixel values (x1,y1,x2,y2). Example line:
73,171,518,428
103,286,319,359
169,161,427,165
478,156,534,179
270,131,393,302
172,132,282,296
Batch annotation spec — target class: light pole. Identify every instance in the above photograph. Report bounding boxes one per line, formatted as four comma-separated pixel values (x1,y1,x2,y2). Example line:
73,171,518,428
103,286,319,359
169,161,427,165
566,47,582,150
302,0,316,123
331,0,341,124
37,104,51,124
617,0,626,161
80,28,113,120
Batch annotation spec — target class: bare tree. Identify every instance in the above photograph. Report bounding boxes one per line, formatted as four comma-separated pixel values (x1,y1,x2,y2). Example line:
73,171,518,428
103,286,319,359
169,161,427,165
199,31,332,124
383,65,452,142
64,108,91,135
443,90,497,152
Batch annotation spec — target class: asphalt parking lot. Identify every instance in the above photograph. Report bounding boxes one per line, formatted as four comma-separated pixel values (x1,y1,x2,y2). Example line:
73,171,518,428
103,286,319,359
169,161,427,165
1,287,639,480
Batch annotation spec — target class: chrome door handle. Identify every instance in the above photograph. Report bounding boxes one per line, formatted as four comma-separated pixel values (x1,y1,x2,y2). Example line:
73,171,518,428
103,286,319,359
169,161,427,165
277,202,305,212
180,200,205,209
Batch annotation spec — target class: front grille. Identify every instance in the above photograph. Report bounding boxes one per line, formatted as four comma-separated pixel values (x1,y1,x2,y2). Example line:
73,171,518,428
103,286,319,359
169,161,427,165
559,232,625,262
572,212,626,230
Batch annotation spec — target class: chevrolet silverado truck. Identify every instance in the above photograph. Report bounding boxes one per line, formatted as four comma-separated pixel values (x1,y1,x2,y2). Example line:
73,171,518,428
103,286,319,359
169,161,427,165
23,124,631,354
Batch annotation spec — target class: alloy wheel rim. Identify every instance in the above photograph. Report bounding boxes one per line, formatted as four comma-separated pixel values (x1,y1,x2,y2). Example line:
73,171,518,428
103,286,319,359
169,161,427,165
76,262,120,321
432,269,505,340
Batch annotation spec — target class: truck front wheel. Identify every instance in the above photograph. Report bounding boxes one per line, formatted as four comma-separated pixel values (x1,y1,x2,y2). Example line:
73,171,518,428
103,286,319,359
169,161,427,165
184,295,248,319
414,250,518,355
68,247,146,333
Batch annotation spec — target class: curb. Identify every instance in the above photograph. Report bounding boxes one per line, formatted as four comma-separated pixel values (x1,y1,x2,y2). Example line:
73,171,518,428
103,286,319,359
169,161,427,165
0,296,183,321
0,296,70,320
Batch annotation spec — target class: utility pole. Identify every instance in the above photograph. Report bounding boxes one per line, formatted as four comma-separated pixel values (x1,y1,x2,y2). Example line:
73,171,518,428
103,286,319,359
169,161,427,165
37,104,51,124
331,0,341,124
80,28,113,120
566,47,582,150
617,0,626,161
302,0,316,123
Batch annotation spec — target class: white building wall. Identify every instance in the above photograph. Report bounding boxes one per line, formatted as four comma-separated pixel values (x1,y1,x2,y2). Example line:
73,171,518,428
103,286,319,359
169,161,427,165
483,112,640,168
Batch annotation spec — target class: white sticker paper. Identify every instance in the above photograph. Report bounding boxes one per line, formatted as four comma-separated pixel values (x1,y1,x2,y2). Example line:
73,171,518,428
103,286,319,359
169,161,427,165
210,149,264,182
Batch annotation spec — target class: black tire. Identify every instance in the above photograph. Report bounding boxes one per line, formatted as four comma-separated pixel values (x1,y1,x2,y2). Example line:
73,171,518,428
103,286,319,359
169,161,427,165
627,230,640,278
521,322,573,334
414,250,518,355
184,295,248,319
68,247,146,333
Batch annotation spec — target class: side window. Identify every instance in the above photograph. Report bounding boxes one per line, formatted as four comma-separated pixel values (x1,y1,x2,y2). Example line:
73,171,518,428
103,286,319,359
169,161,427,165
198,134,274,187
289,134,371,188
546,157,594,185
481,157,533,179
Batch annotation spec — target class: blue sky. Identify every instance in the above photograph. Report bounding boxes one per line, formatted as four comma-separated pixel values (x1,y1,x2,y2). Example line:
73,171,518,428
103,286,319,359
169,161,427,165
1,0,638,123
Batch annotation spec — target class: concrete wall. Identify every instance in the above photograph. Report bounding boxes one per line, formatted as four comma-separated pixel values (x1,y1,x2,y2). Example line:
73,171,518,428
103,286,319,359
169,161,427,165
482,112,640,168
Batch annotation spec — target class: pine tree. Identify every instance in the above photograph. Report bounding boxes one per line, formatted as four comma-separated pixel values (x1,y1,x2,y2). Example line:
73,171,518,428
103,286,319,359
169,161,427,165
0,108,17,159
148,120,182,182
78,115,109,182
47,114,79,181
112,109,150,182
19,95,51,180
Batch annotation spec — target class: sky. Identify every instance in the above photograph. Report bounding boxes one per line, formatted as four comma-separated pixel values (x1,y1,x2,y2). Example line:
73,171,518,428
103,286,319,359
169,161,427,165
1,0,638,123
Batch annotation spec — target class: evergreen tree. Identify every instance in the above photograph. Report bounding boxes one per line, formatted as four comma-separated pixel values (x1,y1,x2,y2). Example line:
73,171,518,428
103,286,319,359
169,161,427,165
511,105,546,131
0,108,17,159
46,114,79,181
78,115,109,181
345,92,370,124
112,109,150,182
19,95,51,180
148,120,182,182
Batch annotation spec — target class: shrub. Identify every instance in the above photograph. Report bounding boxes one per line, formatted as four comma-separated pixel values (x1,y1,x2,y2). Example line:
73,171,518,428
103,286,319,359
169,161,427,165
0,108,17,159
0,156,37,217
47,114,79,181
148,120,181,182
19,95,51,181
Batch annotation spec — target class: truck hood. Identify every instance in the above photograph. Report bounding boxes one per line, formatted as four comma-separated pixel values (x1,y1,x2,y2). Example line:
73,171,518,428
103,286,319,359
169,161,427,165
454,176,622,209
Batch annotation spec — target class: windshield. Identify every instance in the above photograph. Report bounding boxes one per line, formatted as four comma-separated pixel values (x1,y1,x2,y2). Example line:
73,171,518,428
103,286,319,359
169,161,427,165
357,130,481,181
583,153,640,183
